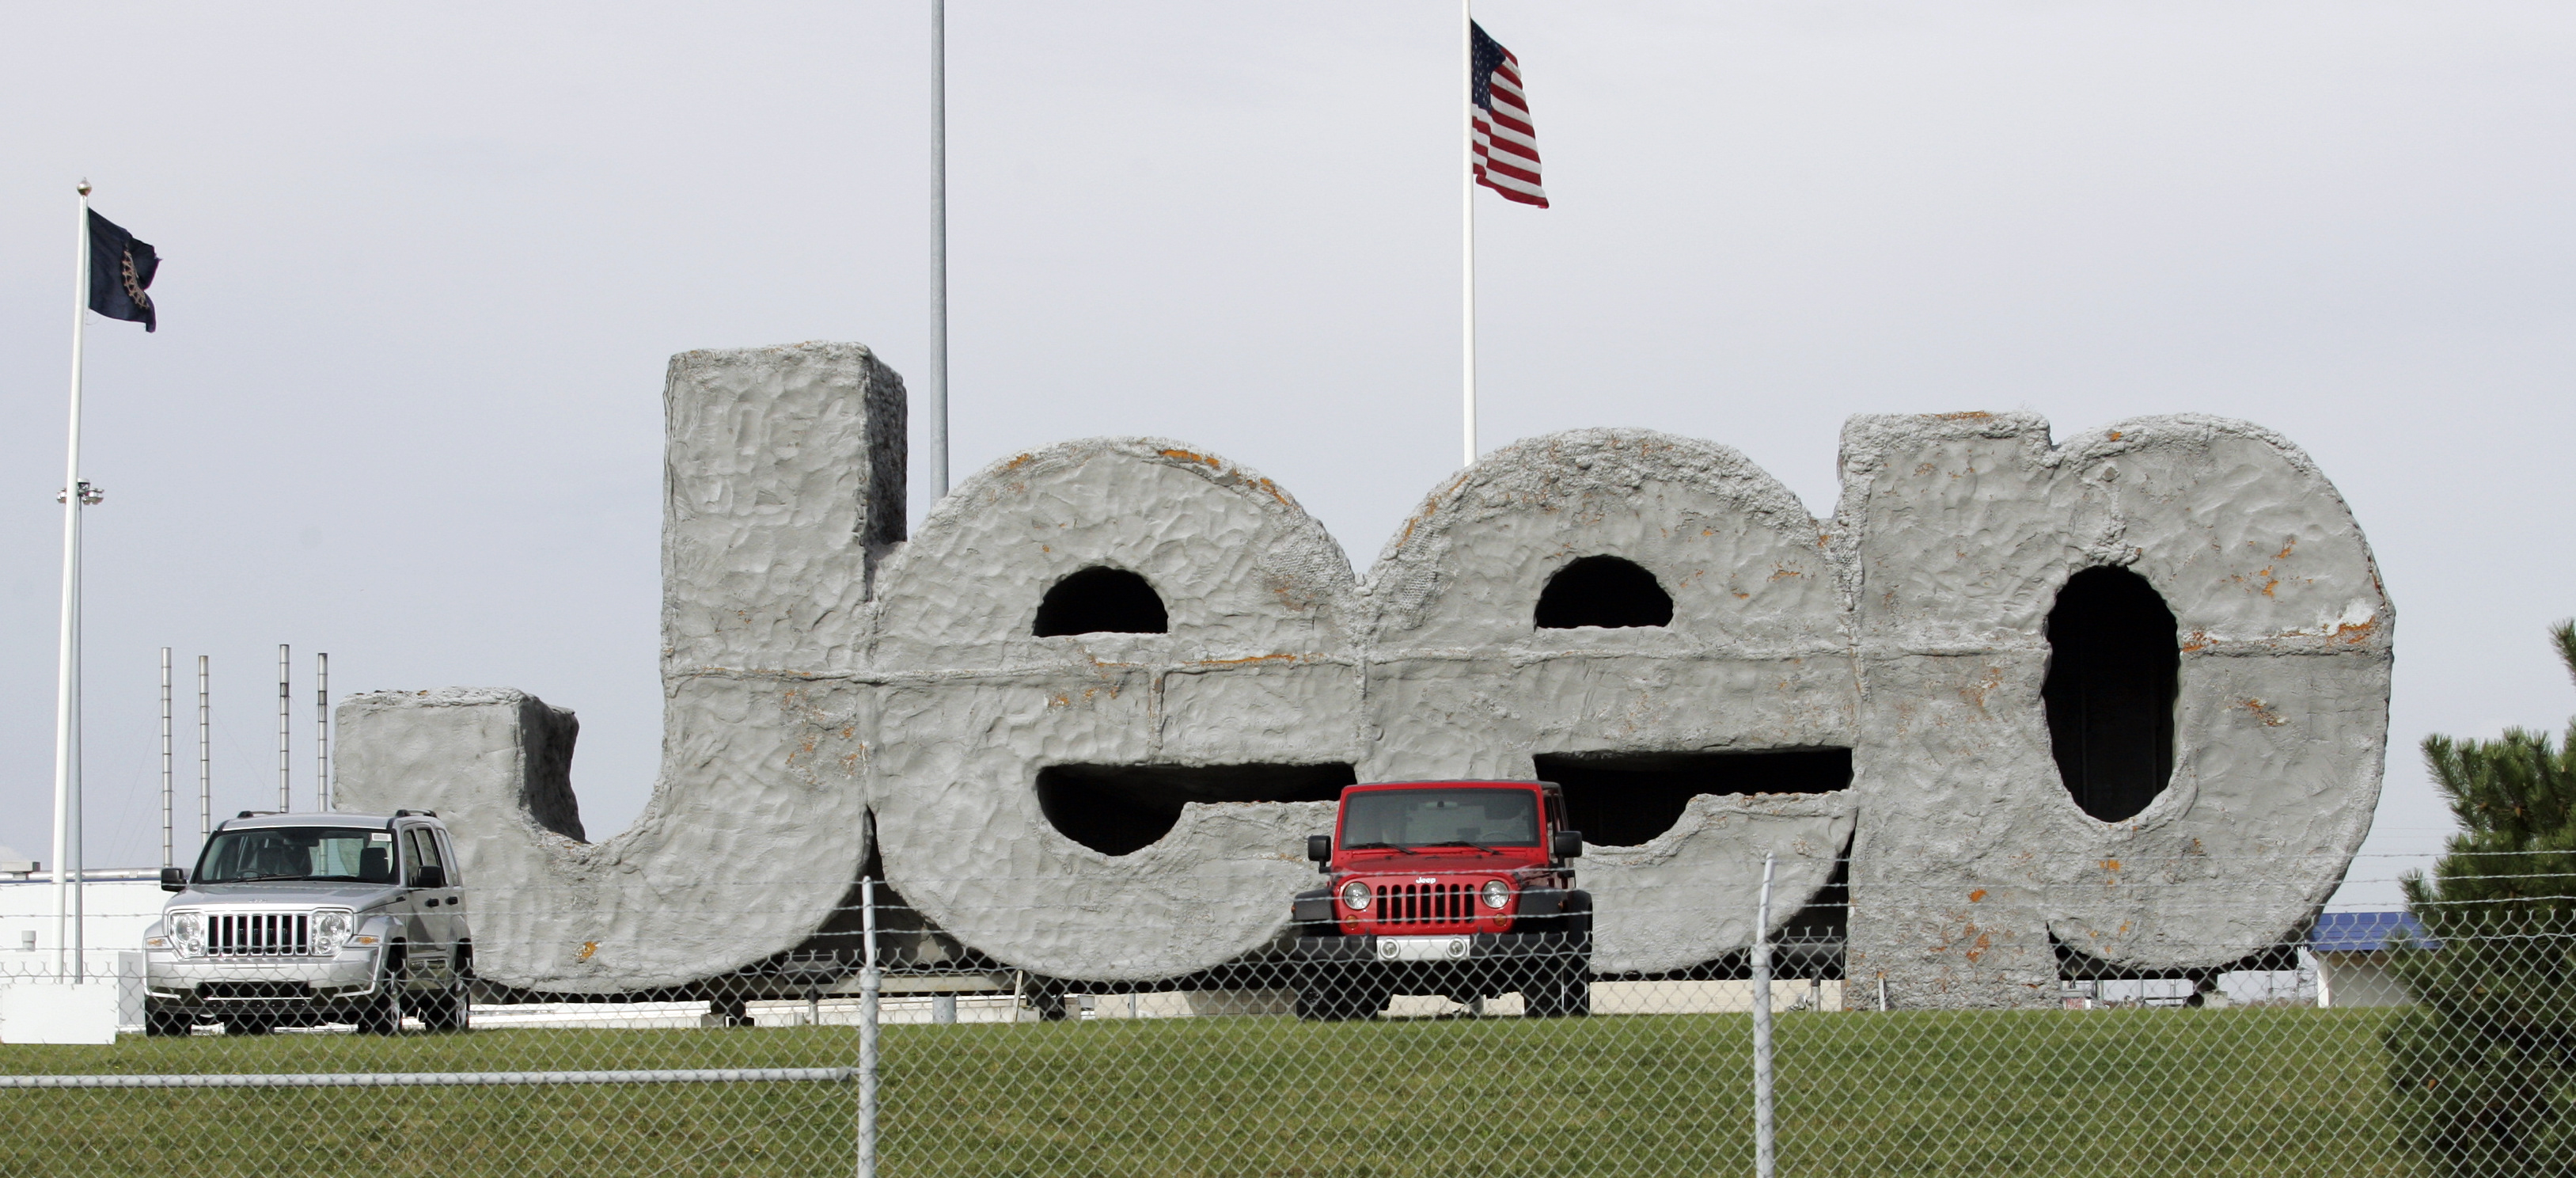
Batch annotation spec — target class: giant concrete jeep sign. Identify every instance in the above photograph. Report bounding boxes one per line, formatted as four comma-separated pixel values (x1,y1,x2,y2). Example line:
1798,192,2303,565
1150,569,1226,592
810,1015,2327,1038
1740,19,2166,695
336,343,2389,1009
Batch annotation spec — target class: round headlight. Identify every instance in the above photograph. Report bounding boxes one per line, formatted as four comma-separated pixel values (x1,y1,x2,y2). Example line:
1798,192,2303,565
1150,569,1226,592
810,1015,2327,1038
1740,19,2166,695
312,910,353,954
170,910,204,956
1339,880,1372,910
1481,880,1511,910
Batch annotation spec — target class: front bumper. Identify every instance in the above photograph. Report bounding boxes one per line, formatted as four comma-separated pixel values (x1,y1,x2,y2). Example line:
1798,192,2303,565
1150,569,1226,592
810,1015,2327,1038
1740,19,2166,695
145,948,383,1009
1288,931,1590,963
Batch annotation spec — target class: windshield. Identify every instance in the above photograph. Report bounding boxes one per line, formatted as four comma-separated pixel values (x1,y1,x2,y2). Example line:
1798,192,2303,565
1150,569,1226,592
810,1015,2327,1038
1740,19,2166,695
1340,788,1541,849
195,827,397,884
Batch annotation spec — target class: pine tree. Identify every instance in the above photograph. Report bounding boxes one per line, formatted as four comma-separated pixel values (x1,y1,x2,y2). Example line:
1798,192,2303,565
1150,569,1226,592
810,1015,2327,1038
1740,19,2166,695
2385,622,2576,1176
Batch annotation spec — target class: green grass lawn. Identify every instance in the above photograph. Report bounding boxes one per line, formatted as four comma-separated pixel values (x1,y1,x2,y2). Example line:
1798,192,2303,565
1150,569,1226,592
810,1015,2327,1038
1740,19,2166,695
0,1008,2417,1178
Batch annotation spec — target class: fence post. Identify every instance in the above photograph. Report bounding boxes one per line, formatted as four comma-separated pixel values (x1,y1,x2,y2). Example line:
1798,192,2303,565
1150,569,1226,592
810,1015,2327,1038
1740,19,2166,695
856,877,880,1178
1752,851,1777,1178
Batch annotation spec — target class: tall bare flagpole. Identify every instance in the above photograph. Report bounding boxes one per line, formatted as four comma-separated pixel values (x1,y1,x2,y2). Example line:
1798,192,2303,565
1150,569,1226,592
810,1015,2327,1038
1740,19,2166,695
52,180,93,982
928,0,950,499
277,645,290,811
1460,0,1478,470
161,648,173,868
197,656,211,844
316,652,330,811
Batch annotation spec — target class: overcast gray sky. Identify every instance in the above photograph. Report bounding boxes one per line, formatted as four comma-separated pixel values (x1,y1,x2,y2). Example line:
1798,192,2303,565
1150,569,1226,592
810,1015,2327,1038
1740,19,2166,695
5,2,2571,907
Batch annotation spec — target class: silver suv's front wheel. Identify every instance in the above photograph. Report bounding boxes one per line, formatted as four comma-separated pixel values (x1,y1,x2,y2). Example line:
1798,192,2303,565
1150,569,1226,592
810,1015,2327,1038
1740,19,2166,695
421,944,472,1032
357,944,408,1035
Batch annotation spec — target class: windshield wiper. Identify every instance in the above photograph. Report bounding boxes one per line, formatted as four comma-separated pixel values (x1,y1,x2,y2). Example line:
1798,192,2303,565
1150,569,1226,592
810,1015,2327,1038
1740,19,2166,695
1342,842,1409,853
1422,841,1498,853
221,872,309,883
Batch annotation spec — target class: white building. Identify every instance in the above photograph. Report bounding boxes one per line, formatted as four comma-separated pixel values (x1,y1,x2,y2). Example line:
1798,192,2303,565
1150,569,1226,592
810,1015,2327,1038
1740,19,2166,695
0,862,165,985
2312,910,2426,1009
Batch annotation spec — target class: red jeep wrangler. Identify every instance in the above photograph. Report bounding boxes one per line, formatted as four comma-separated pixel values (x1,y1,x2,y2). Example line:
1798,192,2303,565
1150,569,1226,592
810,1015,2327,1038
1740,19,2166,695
1288,780,1592,1020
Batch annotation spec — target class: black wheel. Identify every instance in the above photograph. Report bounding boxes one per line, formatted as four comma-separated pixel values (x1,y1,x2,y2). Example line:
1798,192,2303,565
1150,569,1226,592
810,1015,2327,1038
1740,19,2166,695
423,944,472,1032
1522,972,1565,1016
421,980,470,1032
1561,963,1592,1017
1296,971,1387,1021
144,1009,194,1037
1521,949,1592,1017
359,946,409,1035
1294,978,1345,1021
1030,988,1069,1022
1522,892,1594,1018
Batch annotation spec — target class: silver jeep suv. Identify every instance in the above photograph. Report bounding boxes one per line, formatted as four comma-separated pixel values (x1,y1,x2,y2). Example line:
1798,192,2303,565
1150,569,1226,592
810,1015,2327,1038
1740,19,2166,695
143,811,472,1036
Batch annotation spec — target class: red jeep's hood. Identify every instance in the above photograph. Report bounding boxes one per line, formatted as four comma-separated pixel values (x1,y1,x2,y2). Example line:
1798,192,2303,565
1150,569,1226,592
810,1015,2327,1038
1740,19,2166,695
1333,846,1543,874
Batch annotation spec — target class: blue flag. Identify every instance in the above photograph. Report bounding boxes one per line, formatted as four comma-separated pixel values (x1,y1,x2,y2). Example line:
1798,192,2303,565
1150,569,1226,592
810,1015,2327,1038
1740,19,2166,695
87,209,158,332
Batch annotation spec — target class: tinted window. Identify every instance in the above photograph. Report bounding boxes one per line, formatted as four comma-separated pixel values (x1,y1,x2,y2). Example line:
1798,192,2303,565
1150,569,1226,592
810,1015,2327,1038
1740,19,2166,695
403,828,444,887
197,827,397,884
1339,788,1541,849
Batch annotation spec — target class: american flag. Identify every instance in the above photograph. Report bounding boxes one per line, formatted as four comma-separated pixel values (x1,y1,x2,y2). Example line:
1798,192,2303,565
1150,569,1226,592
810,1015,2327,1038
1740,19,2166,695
1470,21,1548,208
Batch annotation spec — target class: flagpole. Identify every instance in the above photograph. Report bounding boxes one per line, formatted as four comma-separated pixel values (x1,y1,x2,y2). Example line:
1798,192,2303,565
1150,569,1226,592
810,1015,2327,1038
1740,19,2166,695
928,0,950,498
1460,0,1478,470
278,644,291,811
52,180,91,983
161,648,173,868
198,656,211,845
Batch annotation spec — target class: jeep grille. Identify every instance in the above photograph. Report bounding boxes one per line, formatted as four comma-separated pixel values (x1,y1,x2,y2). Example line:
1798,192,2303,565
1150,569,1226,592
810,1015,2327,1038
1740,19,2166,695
1378,882,1474,926
208,912,310,956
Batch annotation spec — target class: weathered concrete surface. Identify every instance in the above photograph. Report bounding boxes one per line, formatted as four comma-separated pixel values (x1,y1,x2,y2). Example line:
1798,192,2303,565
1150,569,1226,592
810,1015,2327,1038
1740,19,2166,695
1360,431,1859,974
1581,792,1853,973
1838,413,2391,1008
335,344,900,991
339,343,2388,1004
865,439,1363,979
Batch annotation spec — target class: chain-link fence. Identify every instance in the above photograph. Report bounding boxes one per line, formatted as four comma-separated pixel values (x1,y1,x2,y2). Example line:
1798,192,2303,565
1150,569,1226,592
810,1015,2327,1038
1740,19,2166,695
4,856,2566,1176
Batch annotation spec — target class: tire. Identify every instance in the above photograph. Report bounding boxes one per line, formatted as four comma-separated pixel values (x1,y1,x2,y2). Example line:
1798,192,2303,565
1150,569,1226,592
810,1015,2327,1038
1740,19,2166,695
1294,978,1345,1021
421,980,470,1032
1296,971,1387,1021
1521,943,1592,1018
144,1009,194,1037
1522,972,1570,1017
358,947,409,1035
1526,892,1595,1018
423,946,473,1032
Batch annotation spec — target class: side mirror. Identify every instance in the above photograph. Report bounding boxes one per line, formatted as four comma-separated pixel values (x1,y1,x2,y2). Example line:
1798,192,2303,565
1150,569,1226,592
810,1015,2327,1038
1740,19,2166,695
1552,830,1584,861
1307,835,1333,864
159,867,188,893
414,864,447,891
